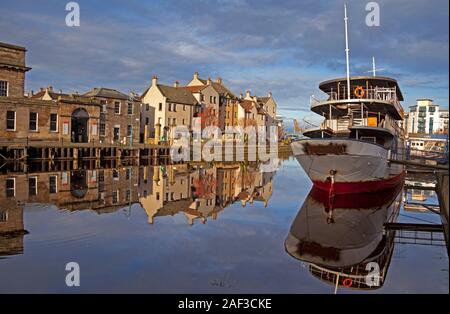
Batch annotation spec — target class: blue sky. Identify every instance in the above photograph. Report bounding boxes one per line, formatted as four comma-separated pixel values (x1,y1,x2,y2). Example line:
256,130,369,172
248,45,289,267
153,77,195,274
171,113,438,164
1,0,448,120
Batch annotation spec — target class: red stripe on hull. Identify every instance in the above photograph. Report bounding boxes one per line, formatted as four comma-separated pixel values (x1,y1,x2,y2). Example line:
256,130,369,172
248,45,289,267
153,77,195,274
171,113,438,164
312,171,406,194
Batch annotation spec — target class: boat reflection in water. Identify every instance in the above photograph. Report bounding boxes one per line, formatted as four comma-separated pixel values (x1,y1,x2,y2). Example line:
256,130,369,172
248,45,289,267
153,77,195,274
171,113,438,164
0,160,278,258
285,184,403,291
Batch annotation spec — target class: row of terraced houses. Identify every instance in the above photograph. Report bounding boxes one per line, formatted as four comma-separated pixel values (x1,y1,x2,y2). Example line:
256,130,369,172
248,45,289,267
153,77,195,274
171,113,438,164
0,41,277,146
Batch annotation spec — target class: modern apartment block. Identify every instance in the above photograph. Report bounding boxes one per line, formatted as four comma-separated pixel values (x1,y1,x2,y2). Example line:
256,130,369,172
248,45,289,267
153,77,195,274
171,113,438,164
405,99,449,135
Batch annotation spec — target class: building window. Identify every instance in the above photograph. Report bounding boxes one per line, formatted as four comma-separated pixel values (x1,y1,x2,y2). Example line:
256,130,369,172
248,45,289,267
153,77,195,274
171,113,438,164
127,102,133,115
156,192,160,200
126,168,131,180
146,104,150,111
100,100,107,112
113,169,119,180
182,119,185,125
113,126,120,141
6,111,16,131
168,103,172,111
114,101,121,114
159,103,162,111
183,105,186,111
29,177,37,196
173,118,177,125
127,125,132,137
29,112,38,131
6,178,15,197
126,189,131,202
49,175,58,193
0,210,7,222
112,190,119,204
429,118,434,134
0,80,8,96
50,113,58,132
173,104,176,112
98,170,105,192
99,122,106,136
145,117,149,125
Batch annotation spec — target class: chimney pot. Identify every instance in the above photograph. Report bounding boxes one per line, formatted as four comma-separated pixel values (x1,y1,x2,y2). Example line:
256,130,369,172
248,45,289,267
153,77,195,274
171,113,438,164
194,72,199,80
207,77,212,85
216,77,223,84
268,91,272,98
152,76,158,86
245,90,251,98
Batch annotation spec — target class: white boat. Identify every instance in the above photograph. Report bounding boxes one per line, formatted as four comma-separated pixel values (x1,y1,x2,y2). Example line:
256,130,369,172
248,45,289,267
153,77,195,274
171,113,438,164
291,76,406,194
291,6,405,194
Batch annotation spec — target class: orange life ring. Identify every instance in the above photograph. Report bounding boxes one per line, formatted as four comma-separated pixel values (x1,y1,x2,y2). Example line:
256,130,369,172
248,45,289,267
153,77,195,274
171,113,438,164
354,86,365,98
342,278,353,287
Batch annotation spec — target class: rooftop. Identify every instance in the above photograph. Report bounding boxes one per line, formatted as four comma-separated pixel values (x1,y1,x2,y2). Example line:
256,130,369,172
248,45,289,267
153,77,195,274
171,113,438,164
0,41,27,51
83,87,130,100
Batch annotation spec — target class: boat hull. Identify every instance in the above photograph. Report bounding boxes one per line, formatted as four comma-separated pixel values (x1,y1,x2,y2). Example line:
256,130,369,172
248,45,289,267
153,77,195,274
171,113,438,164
291,139,405,194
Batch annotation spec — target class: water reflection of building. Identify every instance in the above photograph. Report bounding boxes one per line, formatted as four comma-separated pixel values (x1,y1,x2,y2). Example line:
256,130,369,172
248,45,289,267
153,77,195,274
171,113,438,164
1,167,139,212
285,186,403,292
139,162,276,225
0,160,278,256
0,199,27,257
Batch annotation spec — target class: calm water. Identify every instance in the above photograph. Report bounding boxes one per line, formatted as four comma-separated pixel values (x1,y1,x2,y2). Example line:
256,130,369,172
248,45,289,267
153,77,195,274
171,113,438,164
0,158,448,293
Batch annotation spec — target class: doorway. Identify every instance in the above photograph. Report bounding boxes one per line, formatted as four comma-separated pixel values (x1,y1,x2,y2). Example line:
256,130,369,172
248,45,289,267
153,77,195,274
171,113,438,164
71,108,89,143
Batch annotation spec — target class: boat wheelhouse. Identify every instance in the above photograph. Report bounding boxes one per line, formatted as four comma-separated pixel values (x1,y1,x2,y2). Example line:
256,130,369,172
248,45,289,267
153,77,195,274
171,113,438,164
305,76,404,146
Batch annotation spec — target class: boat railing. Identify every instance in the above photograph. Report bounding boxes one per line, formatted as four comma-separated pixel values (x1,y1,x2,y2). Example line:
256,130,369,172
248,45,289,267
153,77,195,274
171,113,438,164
303,111,405,137
312,86,404,118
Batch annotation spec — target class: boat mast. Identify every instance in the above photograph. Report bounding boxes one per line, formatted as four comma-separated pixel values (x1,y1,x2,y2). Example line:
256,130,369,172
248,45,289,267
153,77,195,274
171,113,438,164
344,3,351,99
372,56,376,76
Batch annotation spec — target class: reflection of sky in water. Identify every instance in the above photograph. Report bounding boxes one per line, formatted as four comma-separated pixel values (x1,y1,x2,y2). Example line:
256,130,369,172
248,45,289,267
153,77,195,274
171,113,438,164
0,158,448,293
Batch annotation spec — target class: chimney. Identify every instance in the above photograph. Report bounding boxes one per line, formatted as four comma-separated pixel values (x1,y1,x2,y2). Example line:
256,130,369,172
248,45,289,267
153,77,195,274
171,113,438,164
152,75,158,86
268,91,272,98
47,86,53,92
173,81,179,88
239,93,243,99
207,77,212,85
194,72,199,80
245,90,251,98
216,77,223,84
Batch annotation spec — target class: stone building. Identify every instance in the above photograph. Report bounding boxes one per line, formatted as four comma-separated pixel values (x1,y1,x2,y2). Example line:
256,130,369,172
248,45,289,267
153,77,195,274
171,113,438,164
0,42,31,97
187,72,236,132
82,87,141,145
141,76,199,142
0,93,101,144
0,41,140,147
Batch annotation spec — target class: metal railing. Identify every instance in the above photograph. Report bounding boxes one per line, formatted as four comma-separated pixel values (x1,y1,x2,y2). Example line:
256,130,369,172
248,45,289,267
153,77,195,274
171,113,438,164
312,86,404,118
